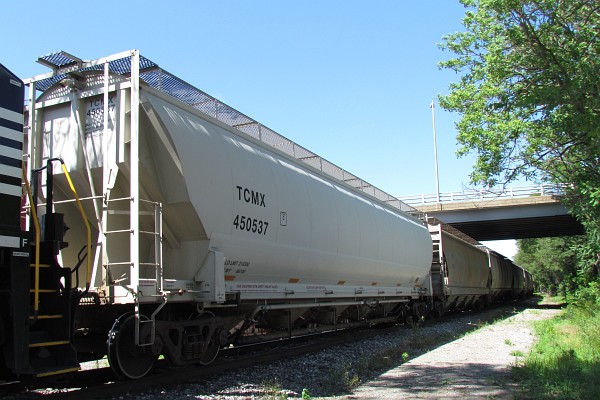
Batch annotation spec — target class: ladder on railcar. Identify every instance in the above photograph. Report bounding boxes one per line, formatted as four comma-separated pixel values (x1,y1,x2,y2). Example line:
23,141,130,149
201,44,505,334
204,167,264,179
427,219,446,298
103,195,165,347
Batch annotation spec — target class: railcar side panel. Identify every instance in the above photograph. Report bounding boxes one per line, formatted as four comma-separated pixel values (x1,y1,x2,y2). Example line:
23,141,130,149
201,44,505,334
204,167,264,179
145,92,433,293
441,231,490,297
488,250,514,301
31,75,433,303
512,264,526,298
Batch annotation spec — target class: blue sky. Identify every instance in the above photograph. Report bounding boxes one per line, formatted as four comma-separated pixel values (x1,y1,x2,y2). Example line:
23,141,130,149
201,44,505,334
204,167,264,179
2,0,474,196
0,0,516,257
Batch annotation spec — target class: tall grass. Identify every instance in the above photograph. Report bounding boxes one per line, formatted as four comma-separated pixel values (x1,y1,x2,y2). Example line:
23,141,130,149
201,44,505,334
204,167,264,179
514,297,600,399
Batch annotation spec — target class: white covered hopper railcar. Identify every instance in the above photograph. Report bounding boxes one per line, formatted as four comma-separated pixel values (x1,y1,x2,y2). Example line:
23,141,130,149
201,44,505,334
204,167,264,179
20,50,432,378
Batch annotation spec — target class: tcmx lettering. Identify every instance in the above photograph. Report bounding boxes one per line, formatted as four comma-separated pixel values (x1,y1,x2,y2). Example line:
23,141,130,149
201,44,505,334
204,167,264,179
236,185,266,207
90,96,115,108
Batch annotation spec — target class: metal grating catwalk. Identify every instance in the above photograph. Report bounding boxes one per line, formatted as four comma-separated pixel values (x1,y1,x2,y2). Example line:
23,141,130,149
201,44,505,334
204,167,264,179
32,51,421,220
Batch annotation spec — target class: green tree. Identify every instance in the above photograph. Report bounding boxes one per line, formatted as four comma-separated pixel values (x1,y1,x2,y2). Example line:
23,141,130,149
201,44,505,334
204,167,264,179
439,0,600,280
516,236,585,295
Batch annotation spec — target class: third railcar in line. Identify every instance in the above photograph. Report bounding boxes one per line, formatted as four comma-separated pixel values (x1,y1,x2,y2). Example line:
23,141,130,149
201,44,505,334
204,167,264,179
0,51,532,381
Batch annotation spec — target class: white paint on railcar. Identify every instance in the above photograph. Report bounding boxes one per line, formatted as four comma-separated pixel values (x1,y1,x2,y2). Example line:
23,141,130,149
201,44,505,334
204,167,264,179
28,67,433,303
146,91,433,293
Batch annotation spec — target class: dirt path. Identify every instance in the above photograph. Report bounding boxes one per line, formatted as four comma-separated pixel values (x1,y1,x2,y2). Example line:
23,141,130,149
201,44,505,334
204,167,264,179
344,306,561,399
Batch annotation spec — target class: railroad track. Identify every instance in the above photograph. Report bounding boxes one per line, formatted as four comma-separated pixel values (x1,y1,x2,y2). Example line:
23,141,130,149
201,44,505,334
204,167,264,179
4,299,541,399
4,327,376,399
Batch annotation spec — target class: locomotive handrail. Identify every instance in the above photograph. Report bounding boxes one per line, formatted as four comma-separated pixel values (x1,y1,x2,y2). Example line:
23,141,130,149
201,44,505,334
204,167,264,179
22,160,41,322
52,195,103,205
24,159,93,289
58,161,92,290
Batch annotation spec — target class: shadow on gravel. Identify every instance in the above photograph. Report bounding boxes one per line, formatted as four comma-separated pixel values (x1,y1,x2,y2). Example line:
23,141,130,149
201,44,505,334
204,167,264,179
349,362,517,399
521,295,566,309
310,299,543,398
530,302,566,309
494,296,565,311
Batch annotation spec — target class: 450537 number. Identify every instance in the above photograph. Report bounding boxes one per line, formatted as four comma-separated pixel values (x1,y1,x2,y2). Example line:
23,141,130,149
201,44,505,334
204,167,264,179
233,215,269,235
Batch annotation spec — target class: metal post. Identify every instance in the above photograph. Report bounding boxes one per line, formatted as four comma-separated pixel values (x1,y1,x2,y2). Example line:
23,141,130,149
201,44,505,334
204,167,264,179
100,61,110,290
131,50,141,346
26,81,36,231
45,160,54,240
31,170,39,234
155,202,163,293
130,50,140,292
430,100,441,205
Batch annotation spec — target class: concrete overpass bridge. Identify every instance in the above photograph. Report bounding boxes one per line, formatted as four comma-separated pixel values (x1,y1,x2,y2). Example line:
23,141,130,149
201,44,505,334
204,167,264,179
399,185,584,241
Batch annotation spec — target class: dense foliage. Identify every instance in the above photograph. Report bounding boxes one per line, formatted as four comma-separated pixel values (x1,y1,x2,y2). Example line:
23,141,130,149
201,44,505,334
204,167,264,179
439,0,600,292
516,301,600,399
515,236,597,296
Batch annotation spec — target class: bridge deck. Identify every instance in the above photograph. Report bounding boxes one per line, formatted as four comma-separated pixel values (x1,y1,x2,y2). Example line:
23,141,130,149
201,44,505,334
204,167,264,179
401,187,584,240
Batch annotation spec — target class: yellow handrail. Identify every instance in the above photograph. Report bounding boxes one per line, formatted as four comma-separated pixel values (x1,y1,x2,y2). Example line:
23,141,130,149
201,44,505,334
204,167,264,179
60,162,92,288
22,160,40,319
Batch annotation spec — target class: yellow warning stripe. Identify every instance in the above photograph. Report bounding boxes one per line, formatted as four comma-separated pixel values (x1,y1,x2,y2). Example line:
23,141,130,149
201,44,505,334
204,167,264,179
30,340,70,348
36,367,80,378
29,314,63,320
30,264,51,268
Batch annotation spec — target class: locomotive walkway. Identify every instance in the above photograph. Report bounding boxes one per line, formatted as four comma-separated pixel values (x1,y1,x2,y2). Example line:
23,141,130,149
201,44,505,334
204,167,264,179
345,302,561,399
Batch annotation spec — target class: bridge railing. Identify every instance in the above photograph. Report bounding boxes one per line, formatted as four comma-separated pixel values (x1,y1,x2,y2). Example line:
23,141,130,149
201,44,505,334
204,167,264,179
398,184,568,206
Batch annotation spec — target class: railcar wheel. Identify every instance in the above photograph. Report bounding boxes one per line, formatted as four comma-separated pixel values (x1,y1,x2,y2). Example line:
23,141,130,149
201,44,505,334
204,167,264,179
192,311,221,365
432,301,445,319
107,313,157,379
198,312,221,365
405,302,423,326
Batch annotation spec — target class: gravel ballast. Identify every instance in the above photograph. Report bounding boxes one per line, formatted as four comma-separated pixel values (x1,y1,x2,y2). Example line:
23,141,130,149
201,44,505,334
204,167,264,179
347,307,560,399
7,299,559,399
130,299,558,399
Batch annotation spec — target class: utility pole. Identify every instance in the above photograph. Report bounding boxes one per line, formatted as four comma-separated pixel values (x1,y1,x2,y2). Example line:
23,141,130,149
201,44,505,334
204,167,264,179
430,100,441,205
